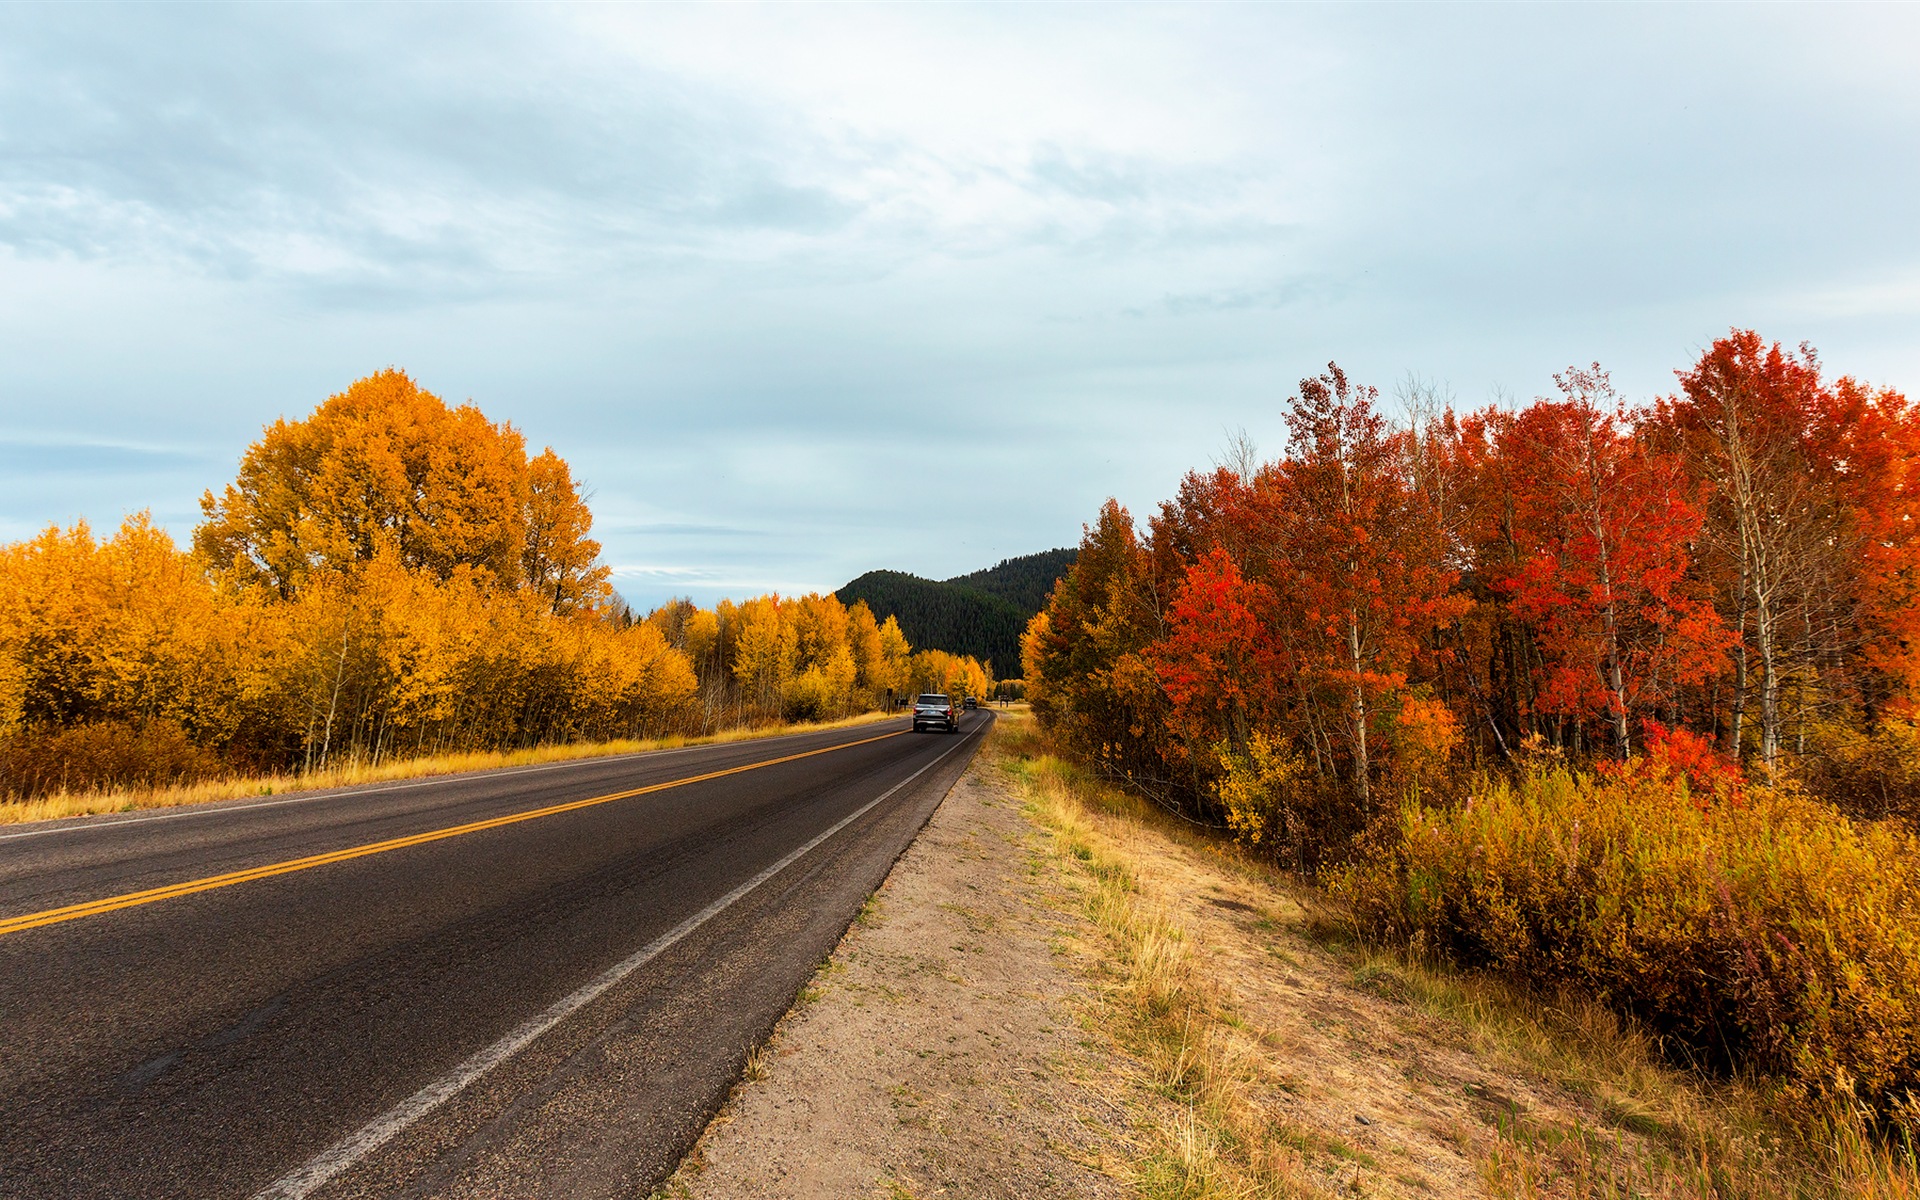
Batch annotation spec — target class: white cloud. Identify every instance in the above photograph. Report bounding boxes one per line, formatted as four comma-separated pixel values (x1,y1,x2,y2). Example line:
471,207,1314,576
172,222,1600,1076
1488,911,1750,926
1786,272,1920,321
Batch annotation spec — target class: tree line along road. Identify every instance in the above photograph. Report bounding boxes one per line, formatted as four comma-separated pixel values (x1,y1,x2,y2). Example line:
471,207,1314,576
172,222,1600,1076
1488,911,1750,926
0,714,990,1199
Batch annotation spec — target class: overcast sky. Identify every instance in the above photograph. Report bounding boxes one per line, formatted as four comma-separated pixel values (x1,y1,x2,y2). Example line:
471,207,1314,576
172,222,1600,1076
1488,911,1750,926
2,4,1916,611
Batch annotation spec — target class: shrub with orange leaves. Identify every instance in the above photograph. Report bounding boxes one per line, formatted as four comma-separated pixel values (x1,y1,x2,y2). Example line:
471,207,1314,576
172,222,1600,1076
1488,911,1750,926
1604,718,1745,802
1389,694,1462,797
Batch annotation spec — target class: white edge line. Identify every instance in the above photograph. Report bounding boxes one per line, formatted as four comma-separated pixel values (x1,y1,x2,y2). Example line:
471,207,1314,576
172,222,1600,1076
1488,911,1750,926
252,722,983,1200
0,721,907,843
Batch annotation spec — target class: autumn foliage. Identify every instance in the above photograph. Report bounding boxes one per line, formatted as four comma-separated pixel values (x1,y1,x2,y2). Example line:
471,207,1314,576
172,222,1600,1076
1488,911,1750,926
1026,332,1920,1119
1338,764,1920,1119
0,370,986,800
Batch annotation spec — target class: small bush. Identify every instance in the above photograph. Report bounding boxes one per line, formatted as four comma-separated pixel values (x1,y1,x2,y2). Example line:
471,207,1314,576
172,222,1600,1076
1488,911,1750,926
1795,714,1920,825
0,719,227,799
1211,732,1364,873
1336,757,1920,1123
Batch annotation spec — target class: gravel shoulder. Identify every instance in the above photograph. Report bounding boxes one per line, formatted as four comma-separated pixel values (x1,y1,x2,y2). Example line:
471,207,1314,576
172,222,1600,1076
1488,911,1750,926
660,730,1133,1199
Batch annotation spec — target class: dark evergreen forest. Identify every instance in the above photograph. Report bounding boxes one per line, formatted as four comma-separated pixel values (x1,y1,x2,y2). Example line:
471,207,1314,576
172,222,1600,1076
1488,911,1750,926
837,549,1075,675
945,548,1078,615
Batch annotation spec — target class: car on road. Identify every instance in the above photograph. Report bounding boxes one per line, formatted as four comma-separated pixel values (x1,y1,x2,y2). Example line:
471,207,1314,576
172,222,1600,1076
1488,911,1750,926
963,696,977,710
913,693,959,733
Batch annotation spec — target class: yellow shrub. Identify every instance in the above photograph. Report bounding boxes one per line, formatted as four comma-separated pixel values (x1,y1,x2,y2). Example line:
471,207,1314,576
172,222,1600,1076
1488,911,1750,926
1796,714,1920,824
1213,732,1304,848
1211,733,1359,872
1337,766,1920,1122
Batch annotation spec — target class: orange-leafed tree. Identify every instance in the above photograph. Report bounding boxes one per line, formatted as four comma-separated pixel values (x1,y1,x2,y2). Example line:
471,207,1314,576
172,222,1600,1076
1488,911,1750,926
1025,499,1172,786
1272,364,1465,805
522,448,611,615
196,369,534,596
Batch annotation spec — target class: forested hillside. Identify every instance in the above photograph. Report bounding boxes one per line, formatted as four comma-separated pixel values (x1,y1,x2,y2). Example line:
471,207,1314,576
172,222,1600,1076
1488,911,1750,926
835,571,1025,677
946,549,1077,614
836,550,1076,676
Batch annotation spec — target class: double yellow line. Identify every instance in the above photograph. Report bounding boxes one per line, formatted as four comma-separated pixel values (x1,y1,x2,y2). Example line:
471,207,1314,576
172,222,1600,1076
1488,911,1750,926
0,729,905,940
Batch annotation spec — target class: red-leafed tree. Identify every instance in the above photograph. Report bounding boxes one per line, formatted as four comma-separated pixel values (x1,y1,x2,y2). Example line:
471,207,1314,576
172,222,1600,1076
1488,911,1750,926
1665,332,1842,767
1024,331,1920,851
1495,366,1729,757
1807,376,1920,710
1148,547,1281,757
1270,364,1467,805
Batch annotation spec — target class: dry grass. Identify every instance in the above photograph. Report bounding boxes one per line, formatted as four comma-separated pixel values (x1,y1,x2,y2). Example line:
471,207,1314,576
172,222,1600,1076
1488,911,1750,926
996,713,1332,1199
994,710,1920,1200
0,709,899,826
1345,939,1920,1199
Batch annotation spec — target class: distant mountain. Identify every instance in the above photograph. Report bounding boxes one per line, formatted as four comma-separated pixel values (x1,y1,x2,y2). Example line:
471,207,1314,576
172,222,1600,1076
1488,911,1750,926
836,548,1076,676
945,548,1079,615
837,571,1025,673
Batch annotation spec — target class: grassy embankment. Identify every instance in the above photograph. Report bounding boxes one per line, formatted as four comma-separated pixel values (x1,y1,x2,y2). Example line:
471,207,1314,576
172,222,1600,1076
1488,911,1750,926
0,709,900,826
991,710,1920,1200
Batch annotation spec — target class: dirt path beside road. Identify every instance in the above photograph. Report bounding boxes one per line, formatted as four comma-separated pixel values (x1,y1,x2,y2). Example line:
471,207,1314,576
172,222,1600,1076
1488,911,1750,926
662,735,1133,1199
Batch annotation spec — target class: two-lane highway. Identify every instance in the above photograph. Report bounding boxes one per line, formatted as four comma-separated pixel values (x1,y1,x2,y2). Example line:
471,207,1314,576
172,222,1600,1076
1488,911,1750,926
0,714,990,1199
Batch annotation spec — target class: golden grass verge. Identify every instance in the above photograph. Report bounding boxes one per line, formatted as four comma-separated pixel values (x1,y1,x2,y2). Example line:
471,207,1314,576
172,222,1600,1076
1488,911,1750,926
992,711,1920,1200
0,709,899,826
1344,933,1920,1199
992,712,1332,1199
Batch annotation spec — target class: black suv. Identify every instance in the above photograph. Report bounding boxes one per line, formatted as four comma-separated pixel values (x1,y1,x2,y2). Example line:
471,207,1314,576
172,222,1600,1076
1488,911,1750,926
913,693,959,733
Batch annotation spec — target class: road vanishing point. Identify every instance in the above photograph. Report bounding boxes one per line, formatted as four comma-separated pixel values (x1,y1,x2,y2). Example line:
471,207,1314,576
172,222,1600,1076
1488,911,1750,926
0,714,990,1199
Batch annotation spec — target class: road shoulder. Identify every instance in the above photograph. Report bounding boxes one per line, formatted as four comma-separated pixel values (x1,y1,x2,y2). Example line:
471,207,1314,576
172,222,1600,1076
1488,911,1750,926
661,727,1134,1199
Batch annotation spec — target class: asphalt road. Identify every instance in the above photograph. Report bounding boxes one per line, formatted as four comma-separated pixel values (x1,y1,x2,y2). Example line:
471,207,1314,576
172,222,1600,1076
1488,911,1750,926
0,713,991,1199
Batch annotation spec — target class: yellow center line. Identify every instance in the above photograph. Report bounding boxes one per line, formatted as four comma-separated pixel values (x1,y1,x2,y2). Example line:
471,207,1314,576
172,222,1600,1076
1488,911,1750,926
0,728,907,940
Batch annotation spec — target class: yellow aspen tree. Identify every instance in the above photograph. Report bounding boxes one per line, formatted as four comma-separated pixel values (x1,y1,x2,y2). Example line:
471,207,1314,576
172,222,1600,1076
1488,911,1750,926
877,615,912,698
788,593,851,673
195,369,529,595
845,601,887,706
683,608,721,676
523,448,611,614
731,596,797,716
